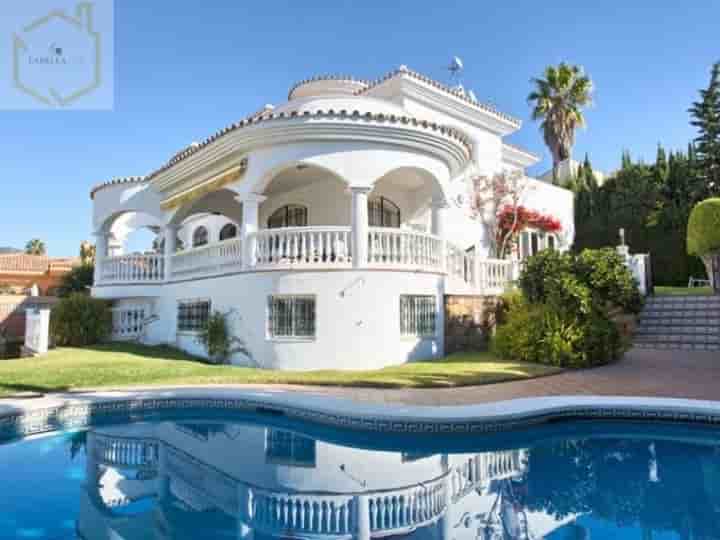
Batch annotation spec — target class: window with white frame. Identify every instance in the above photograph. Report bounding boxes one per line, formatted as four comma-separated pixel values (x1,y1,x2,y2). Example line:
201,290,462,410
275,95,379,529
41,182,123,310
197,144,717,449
400,295,437,337
267,295,316,338
519,230,558,260
177,299,211,332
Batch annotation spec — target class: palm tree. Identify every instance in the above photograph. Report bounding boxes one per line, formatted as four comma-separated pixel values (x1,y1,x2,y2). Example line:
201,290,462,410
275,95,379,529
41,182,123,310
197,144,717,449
528,62,593,182
25,238,46,256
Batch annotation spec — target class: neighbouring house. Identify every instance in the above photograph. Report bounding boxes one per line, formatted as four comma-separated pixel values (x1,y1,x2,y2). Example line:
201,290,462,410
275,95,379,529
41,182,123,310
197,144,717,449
538,158,608,186
0,253,77,296
90,65,575,369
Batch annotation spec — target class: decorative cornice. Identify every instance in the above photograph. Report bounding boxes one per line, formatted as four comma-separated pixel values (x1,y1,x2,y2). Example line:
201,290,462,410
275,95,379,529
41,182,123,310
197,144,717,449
288,74,370,101
89,176,148,200
502,142,540,167
149,109,473,190
356,66,522,129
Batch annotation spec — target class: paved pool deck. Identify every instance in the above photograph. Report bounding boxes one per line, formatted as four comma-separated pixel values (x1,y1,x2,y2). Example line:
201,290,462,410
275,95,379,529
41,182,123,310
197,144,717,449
1,347,716,409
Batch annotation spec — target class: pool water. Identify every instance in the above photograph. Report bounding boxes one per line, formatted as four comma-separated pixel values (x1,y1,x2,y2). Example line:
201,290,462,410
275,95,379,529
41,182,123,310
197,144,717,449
0,413,719,539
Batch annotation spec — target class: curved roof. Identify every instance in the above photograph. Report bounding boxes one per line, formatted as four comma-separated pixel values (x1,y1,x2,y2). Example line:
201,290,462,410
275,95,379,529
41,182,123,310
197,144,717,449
89,176,147,200
288,74,369,100
273,94,408,118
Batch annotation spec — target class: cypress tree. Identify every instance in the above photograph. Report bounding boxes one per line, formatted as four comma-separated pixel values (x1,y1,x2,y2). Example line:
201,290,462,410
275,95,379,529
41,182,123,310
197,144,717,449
689,62,720,196
654,144,669,185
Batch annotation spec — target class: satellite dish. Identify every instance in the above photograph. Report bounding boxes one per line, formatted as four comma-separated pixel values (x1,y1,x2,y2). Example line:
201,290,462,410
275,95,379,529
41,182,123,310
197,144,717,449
449,56,464,76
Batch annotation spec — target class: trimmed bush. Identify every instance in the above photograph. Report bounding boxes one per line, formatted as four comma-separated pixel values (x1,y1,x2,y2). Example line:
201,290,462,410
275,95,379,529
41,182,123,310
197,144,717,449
56,263,94,297
51,293,112,346
198,311,230,364
574,248,643,314
687,198,720,257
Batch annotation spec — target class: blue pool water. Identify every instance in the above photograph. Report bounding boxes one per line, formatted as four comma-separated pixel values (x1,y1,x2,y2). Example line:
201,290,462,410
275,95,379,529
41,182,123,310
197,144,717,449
0,413,719,540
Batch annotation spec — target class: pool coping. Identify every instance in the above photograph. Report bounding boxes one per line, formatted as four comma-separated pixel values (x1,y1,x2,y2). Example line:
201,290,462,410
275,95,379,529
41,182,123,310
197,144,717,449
3,388,720,439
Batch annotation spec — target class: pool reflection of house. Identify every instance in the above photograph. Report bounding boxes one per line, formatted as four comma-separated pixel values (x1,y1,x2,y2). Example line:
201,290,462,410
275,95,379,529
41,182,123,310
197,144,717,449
77,421,573,540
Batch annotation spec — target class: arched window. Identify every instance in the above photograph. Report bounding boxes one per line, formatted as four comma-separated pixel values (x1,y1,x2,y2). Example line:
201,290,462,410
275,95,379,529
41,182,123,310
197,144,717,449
219,223,238,241
368,197,400,228
267,205,308,229
192,226,208,247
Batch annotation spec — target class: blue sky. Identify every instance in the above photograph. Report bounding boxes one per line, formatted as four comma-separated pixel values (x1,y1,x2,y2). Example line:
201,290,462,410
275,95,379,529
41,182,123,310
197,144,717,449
2,0,719,256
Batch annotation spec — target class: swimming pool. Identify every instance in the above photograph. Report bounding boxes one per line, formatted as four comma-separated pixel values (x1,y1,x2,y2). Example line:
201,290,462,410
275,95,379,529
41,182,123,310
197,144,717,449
0,405,719,540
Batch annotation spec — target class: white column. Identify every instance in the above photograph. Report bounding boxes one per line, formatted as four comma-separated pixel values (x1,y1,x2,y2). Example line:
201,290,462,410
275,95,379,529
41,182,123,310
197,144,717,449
93,231,108,285
431,200,448,273
351,186,371,269
354,494,370,540
164,224,178,282
238,193,267,270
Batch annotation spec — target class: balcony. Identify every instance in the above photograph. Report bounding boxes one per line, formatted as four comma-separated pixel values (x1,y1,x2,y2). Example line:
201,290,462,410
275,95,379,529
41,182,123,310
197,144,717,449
96,226,516,294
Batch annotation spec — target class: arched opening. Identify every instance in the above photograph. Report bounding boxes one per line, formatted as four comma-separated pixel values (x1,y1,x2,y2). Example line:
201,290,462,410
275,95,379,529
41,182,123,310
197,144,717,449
219,223,238,241
101,211,164,256
368,196,400,228
192,226,209,247
267,205,308,229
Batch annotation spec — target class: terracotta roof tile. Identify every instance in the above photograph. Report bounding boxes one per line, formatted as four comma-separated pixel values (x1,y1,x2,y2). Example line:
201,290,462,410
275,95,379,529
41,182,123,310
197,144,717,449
0,255,77,274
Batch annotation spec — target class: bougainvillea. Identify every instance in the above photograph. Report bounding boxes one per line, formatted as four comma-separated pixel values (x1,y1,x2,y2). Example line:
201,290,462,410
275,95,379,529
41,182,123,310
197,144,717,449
496,204,562,243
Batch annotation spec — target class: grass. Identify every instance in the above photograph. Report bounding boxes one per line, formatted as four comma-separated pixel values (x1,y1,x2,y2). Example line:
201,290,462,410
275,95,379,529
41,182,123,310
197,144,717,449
654,286,714,296
0,343,561,397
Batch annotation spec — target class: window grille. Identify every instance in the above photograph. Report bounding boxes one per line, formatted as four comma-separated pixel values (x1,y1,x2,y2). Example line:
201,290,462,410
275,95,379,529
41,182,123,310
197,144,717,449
177,300,210,332
400,295,436,337
265,429,317,467
267,295,316,338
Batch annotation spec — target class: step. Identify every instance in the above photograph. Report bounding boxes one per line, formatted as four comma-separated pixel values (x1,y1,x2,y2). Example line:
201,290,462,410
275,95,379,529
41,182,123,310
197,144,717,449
639,315,720,325
634,341,720,351
636,327,720,338
634,333,720,345
641,308,720,318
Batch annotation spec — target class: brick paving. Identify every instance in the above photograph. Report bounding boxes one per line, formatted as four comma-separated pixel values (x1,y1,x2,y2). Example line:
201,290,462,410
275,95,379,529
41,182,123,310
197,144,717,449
296,347,720,405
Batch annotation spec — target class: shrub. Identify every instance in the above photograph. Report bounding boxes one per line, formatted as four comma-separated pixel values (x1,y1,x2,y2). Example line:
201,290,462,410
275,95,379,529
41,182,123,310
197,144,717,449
687,198,720,257
574,248,643,314
51,293,112,346
198,311,230,364
56,264,94,297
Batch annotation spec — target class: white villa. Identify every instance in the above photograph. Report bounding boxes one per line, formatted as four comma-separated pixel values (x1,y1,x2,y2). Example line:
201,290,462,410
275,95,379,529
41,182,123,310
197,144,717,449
90,65,574,369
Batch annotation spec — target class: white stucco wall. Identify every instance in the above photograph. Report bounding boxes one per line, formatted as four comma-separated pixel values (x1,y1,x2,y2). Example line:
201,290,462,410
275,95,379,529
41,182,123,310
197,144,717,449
136,269,444,370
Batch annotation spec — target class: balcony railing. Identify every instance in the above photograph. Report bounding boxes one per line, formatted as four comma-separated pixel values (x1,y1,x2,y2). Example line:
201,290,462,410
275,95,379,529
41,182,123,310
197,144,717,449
171,237,242,279
253,226,352,268
95,227,516,294
100,254,165,284
368,228,443,269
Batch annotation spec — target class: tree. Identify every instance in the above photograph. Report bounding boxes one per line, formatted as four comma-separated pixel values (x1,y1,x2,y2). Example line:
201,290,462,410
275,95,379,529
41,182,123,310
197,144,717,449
25,239,46,256
689,62,720,197
79,241,95,265
687,198,720,290
56,264,94,297
528,62,594,181
470,170,532,258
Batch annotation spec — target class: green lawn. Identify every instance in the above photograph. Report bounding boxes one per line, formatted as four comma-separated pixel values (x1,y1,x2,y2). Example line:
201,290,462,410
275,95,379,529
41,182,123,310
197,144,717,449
0,343,561,397
654,286,714,296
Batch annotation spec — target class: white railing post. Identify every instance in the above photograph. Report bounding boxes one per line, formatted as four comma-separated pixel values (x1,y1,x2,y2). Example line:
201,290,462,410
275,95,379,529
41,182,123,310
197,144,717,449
355,495,370,540
164,224,177,282
351,186,372,269
431,200,448,273
238,193,267,270
93,230,108,285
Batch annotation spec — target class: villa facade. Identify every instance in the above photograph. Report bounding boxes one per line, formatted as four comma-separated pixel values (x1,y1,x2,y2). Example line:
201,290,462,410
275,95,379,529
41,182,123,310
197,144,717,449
90,66,574,369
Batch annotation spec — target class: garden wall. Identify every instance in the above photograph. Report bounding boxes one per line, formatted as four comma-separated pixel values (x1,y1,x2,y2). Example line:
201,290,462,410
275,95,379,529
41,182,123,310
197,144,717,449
444,295,500,354
0,296,58,340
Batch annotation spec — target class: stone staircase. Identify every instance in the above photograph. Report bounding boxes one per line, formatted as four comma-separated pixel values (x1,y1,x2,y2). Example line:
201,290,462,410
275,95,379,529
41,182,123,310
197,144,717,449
635,295,720,351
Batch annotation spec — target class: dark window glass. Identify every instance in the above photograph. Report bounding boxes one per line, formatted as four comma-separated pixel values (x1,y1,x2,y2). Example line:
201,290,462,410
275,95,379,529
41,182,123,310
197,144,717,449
267,205,308,229
192,226,209,247
219,223,238,241
368,197,401,228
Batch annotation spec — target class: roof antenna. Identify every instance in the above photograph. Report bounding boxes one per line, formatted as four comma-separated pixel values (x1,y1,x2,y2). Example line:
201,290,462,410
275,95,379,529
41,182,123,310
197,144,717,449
448,56,464,81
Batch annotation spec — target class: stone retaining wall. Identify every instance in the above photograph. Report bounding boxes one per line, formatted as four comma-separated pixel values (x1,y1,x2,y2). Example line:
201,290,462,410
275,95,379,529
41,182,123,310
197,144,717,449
444,295,500,354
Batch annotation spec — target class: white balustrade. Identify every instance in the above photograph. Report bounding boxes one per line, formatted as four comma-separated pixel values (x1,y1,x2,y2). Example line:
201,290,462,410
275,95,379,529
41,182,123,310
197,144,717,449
253,227,352,268
368,475,447,535
450,449,527,502
100,254,165,284
477,259,515,293
93,434,159,468
110,304,148,340
171,237,243,279
367,228,443,269
249,488,354,537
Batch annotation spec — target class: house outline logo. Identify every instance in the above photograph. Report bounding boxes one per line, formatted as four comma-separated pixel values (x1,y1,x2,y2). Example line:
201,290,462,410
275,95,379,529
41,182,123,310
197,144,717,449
12,2,102,107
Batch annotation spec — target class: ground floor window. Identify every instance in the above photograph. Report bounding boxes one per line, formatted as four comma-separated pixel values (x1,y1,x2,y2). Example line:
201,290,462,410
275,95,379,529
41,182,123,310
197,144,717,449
267,295,316,338
177,299,211,332
400,295,436,337
519,230,558,260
